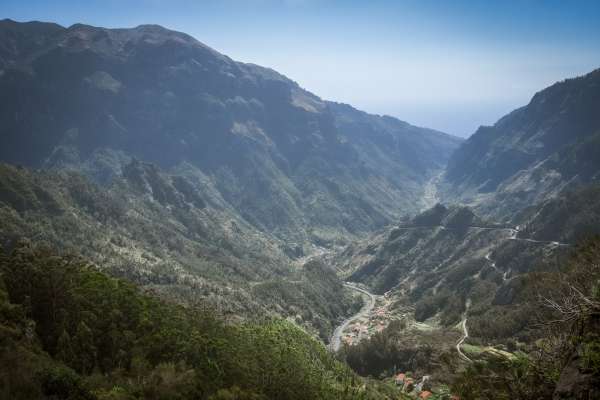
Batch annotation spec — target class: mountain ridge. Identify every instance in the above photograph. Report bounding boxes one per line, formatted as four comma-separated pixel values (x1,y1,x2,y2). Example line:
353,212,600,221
0,19,461,248
441,68,600,219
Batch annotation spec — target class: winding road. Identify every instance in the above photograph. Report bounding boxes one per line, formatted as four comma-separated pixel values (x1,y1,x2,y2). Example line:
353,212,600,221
485,252,511,281
394,225,570,248
328,226,570,357
456,298,472,362
329,283,377,352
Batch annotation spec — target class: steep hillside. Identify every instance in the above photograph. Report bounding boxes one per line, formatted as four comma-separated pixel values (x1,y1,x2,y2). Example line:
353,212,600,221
331,186,600,393
441,69,600,219
339,238,600,399
0,243,397,400
0,19,460,247
0,163,360,340
334,203,575,343
514,184,600,243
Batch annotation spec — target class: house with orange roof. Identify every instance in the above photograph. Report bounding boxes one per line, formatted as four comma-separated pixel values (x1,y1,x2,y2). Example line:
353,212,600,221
419,391,432,399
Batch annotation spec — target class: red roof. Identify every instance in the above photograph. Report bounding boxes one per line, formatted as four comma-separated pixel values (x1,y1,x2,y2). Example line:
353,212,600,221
395,373,405,381
419,391,433,399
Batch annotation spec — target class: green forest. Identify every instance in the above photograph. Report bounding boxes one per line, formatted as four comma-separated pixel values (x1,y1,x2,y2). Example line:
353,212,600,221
0,242,395,400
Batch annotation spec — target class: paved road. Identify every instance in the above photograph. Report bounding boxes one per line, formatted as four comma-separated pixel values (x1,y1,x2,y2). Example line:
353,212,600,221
485,252,511,281
329,283,377,352
456,299,472,362
394,225,570,248
509,236,570,246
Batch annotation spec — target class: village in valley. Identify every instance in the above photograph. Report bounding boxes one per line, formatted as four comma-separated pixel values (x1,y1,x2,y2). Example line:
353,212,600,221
335,290,457,399
340,293,394,347
334,286,515,399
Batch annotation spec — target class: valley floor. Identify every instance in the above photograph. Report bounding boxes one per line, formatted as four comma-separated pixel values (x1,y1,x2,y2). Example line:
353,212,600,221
329,283,377,351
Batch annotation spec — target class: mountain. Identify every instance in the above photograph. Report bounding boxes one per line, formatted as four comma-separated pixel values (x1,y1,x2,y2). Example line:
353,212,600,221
3,17,600,400
513,184,600,243
335,203,573,341
0,19,461,248
0,18,464,347
334,184,600,380
0,162,365,340
441,69,600,219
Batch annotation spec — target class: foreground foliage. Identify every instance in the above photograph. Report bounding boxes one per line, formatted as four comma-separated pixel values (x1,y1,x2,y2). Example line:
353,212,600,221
0,242,391,400
452,238,600,399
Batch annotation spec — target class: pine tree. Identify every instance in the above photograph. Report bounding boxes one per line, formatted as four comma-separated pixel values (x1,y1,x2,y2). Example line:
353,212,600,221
56,329,75,366
73,321,96,374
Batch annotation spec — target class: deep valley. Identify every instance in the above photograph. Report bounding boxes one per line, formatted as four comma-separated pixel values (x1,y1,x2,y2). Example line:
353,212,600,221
0,16,599,400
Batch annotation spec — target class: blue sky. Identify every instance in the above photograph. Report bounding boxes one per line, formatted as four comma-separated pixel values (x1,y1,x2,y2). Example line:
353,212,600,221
2,0,600,137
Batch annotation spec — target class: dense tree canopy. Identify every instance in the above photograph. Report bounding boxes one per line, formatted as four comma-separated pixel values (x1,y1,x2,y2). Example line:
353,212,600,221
0,242,393,400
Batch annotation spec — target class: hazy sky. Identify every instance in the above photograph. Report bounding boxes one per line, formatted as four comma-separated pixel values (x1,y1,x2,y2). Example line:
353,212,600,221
2,0,600,137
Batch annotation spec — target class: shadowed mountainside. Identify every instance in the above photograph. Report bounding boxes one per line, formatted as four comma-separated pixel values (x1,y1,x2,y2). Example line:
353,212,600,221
441,68,600,220
0,19,461,248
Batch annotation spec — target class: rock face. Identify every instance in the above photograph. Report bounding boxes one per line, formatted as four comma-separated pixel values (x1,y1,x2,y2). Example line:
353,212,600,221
441,68,600,220
0,19,461,246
